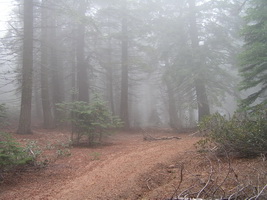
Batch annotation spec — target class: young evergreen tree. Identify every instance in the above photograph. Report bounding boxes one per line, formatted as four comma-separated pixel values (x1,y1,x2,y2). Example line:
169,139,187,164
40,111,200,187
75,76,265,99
239,0,267,108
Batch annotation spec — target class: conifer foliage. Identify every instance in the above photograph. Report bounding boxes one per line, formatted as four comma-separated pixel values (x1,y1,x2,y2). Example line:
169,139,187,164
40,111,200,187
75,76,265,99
239,0,267,107
57,95,122,145
0,132,33,172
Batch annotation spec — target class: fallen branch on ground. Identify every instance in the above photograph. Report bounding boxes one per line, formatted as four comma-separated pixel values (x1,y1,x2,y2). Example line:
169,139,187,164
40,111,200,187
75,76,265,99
143,135,181,141
168,152,267,200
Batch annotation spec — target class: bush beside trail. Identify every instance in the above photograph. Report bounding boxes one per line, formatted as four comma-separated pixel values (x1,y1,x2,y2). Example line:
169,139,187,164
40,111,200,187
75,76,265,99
197,106,267,158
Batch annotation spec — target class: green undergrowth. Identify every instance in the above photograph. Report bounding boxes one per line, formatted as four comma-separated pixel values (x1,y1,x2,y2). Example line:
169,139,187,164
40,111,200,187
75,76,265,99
0,132,33,172
57,95,123,146
0,131,73,182
197,106,267,158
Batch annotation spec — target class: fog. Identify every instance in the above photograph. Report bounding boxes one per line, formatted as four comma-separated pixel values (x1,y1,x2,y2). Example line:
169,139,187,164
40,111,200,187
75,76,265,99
0,0,261,130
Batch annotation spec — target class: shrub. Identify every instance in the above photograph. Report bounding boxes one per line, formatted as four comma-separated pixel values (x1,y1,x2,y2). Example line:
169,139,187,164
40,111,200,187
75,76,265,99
0,132,33,171
57,95,123,145
198,106,267,157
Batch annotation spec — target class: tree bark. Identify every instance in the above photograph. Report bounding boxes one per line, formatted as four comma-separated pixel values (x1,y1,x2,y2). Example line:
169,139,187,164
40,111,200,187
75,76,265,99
71,30,77,102
77,0,89,103
33,79,42,123
194,79,210,121
166,79,180,130
106,37,115,114
41,0,54,129
17,0,34,134
120,3,130,129
49,4,64,124
188,0,210,122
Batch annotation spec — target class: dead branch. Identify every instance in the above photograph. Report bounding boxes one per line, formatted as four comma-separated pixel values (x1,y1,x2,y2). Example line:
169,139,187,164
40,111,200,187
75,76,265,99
196,157,214,198
169,156,267,200
211,150,234,197
177,185,196,199
29,148,36,158
146,178,151,190
249,183,267,200
170,164,184,199
228,184,250,199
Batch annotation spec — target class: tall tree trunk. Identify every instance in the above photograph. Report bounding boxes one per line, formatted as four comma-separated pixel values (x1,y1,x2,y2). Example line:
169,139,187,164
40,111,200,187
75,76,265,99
165,79,180,130
194,78,210,121
188,0,210,121
17,0,34,134
188,91,196,127
107,36,115,114
120,2,129,128
77,0,89,103
41,0,54,129
33,79,42,124
50,5,64,124
71,31,77,102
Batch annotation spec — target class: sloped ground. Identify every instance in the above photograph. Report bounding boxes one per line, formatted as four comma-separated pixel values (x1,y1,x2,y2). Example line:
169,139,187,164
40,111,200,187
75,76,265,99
0,129,266,199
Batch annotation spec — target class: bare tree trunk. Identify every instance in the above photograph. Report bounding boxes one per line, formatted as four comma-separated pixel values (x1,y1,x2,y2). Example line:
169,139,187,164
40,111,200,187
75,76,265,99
188,91,196,127
49,4,64,124
77,0,89,103
188,0,210,122
166,80,180,130
107,37,115,114
33,79,42,124
17,0,34,134
120,2,129,128
41,0,54,129
71,31,77,102
194,79,210,121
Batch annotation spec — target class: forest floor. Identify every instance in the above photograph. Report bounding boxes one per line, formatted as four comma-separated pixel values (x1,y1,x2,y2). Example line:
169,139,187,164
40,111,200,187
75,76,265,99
0,129,266,200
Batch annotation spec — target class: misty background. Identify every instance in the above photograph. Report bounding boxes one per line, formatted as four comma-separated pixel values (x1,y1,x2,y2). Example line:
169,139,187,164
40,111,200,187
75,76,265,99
0,0,262,131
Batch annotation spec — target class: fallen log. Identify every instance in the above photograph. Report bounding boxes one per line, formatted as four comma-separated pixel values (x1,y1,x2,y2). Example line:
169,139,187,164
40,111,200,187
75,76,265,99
143,135,181,141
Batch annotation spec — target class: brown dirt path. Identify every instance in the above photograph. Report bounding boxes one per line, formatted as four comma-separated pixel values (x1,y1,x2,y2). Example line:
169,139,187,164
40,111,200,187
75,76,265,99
0,130,200,200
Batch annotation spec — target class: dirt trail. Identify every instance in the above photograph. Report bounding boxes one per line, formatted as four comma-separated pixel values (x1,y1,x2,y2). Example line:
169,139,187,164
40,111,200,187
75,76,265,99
0,131,200,200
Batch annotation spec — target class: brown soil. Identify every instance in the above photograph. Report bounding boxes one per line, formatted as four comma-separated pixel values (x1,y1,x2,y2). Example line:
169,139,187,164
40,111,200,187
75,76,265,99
0,129,266,200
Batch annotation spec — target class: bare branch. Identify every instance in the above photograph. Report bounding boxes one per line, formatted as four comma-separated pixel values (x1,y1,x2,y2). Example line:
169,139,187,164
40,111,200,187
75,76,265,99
196,157,213,198
170,164,184,199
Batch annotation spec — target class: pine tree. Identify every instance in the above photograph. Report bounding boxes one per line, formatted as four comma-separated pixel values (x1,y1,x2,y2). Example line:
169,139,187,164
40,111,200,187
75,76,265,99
239,0,267,107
